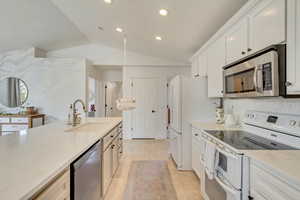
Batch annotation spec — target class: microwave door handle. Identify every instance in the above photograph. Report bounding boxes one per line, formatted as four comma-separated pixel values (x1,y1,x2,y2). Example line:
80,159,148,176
253,66,258,92
215,174,239,195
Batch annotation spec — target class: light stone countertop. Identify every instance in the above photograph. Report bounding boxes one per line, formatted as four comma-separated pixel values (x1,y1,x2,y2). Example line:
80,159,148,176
190,121,241,131
0,117,122,200
191,121,300,187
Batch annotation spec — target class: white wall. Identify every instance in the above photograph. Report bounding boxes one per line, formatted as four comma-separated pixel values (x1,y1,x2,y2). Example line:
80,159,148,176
122,66,190,139
0,48,87,122
224,98,300,124
47,44,188,66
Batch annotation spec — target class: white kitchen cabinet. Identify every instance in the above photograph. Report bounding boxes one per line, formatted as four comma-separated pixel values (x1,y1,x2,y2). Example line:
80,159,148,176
249,160,300,200
207,36,226,98
198,51,208,77
191,56,199,78
287,0,300,94
103,145,112,195
192,138,202,178
191,51,207,78
225,18,249,64
248,0,286,53
34,169,70,200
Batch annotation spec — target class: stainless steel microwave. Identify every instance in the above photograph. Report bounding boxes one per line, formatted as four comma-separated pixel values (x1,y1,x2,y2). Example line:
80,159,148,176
223,44,287,98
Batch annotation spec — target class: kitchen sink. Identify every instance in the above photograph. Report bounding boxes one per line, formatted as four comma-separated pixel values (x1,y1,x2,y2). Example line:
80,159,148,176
65,122,110,133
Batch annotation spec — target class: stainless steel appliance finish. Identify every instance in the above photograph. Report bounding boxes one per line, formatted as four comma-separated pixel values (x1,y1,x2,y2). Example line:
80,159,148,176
223,45,286,98
71,140,102,200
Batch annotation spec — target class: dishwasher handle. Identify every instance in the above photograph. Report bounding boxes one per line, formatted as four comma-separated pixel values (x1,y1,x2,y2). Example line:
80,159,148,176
73,141,101,170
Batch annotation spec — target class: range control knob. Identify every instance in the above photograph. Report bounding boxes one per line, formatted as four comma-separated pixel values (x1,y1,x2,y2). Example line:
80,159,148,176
289,120,297,127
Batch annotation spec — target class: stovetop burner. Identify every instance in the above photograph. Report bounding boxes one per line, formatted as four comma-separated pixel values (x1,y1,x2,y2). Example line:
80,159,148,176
204,130,296,150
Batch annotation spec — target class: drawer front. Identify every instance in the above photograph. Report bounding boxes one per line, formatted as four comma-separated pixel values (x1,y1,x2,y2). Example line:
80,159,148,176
0,118,10,123
1,125,28,132
250,162,300,200
103,128,117,150
11,117,29,123
35,169,70,200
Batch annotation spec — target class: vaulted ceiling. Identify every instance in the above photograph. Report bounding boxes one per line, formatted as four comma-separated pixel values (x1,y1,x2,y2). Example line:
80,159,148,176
0,0,88,53
1,0,248,62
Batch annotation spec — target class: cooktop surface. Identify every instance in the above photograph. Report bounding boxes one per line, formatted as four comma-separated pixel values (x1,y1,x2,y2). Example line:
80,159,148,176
204,130,296,150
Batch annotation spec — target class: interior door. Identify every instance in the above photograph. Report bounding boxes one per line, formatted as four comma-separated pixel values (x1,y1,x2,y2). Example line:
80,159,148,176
131,78,160,139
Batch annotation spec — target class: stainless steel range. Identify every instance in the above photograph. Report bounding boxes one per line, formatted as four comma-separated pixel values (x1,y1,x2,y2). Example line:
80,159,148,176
201,111,300,200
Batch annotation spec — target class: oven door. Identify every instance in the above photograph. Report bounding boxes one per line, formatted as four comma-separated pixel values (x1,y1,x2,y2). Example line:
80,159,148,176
215,145,242,190
204,171,241,200
223,50,279,98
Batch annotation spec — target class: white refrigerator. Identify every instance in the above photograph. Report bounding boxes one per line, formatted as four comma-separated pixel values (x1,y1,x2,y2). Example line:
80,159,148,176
168,75,215,170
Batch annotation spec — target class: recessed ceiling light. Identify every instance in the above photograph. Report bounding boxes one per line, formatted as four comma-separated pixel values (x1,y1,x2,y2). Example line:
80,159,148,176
104,0,112,4
116,27,123,33
159,9,168,16
155,36,162,41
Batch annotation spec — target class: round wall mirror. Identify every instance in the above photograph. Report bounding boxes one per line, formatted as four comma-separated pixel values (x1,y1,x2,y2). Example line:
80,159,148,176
0,77,29,108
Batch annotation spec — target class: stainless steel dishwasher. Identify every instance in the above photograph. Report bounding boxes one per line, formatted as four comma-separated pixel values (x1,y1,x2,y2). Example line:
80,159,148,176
71,140,102,200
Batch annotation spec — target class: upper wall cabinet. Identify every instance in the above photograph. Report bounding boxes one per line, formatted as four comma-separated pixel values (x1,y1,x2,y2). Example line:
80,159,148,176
207,36,226,98
191,50,208,78
225,18,249,64
286,0,300,94
191,56,199,78
248,0,286,53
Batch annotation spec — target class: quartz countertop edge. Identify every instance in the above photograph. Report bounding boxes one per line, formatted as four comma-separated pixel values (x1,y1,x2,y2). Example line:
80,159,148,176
0,117,122,200
191,121,300,188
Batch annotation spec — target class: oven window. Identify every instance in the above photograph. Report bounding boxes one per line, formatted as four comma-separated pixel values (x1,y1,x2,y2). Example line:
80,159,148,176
225,68,255,94
218,152,227,172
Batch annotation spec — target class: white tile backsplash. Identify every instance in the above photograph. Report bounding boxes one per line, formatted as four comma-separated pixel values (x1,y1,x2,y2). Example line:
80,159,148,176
224,97,300,124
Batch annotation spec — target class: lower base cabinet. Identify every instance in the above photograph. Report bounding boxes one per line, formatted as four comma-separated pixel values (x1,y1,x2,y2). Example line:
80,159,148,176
250,160,300,200
102,123,123,197
34,169,70,200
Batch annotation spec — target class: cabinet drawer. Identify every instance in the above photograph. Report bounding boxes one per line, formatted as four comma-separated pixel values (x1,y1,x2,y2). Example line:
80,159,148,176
35,169,70,200
103,128,117,150
250,161,300,200
11,117,29,123
1,125,28,132
0,118,10,123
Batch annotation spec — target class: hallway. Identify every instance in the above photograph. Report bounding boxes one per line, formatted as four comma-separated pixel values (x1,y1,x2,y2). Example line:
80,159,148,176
104,139,203,200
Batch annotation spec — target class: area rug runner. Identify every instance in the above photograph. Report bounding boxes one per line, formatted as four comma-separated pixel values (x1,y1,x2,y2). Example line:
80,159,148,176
123,160,178,200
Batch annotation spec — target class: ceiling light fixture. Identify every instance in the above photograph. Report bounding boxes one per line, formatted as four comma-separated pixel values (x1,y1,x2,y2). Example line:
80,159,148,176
104,0,112,4
159,9,168,16
155,36,162,41
116,27,123,33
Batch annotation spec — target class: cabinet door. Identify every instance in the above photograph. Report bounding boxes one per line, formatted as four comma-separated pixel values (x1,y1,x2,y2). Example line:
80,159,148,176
250,160,300,200
191,139,202,178
225,18,248,64
112,140,119,175
102,147,112,195
191,56,199,78
207,36,226,98
249,0,286,52
198,51,208,77
287,0,300,94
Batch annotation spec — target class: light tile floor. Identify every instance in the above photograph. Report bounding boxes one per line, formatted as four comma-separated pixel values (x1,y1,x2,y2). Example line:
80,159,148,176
104,139,204,200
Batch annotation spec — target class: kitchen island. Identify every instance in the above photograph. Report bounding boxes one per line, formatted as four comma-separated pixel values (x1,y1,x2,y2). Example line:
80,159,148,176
0,117,122,200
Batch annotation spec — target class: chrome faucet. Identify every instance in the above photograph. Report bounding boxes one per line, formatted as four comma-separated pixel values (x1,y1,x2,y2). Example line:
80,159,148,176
72,99,87,126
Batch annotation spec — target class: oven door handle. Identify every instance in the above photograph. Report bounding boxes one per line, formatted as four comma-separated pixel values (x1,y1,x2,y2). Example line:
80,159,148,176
216,145,238,159
215,174,239,195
